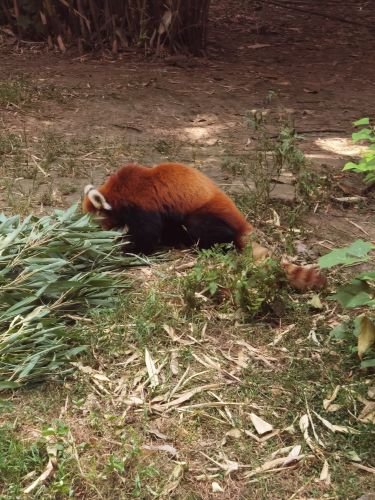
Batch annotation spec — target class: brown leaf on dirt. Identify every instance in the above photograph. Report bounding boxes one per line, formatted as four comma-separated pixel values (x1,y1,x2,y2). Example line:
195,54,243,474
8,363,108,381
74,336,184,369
358,402,375,424
160,463,185,497
23,459,55,494
323,385,341,411
142,443,179,457
358,316,375,359
250,413,274,435
145,348,159,388
319,460,331,485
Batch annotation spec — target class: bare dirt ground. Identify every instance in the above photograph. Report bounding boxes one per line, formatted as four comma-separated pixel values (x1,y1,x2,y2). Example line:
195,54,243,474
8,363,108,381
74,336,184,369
1,1,375,498
1,0,374,243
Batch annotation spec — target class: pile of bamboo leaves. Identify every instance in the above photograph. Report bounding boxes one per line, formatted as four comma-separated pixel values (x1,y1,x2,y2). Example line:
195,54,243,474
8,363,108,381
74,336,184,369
0,0,210,55
0,204,140,390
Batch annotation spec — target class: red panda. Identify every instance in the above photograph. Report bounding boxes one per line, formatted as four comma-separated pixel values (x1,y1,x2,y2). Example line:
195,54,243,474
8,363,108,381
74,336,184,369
82,162,326,291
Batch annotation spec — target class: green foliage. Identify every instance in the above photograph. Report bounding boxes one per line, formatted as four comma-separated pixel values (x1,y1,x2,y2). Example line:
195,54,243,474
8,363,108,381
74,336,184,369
0,204,144,388
343,117,375,184
181,244,287,319
223,108,325,219
0,424,46,498
320,240,375,367
319,240,375,269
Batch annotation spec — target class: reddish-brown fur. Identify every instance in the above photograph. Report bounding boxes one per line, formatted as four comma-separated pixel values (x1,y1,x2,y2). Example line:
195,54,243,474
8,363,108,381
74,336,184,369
82,163,253,249
82,162,326,291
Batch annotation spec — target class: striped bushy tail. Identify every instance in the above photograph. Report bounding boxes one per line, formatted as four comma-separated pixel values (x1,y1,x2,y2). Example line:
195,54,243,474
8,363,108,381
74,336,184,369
247,238,327,291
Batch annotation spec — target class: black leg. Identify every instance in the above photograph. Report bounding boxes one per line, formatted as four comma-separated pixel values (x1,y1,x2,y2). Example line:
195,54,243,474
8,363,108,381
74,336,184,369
184,212,236,249
115,207,163,255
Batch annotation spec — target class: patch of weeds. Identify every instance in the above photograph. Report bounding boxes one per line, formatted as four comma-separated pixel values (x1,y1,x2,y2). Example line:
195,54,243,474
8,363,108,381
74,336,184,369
222,108,328,221
180,244,287,320
0,77,68,109
0,131,22,154
0,77,35,108
0,424,46,498
104,427,160,497
60,183,78,196
122,287,178,348
153,138,182,160
344,117,375,185
320,240,375,368
0,419,79,498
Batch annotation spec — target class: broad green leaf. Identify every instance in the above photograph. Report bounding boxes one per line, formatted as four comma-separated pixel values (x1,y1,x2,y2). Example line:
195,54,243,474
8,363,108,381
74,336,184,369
319,240,375,269
358,271,375,281
0,381,20,390
352,128,372,142
330,322,351,340
330,279,373,308
343,161,362,172
360,358,375,368
353,118,370,126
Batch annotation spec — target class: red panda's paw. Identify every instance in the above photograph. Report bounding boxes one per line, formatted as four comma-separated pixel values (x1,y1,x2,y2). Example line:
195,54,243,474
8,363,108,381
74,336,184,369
281,259,327,291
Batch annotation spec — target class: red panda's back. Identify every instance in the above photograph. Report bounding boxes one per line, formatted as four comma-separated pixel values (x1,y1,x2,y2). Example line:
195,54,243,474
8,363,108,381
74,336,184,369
98,163,252,243
100,163,217,212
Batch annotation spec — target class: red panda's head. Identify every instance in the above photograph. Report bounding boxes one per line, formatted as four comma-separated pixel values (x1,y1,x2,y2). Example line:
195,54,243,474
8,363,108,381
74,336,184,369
82,184,112,214
82,185,117,230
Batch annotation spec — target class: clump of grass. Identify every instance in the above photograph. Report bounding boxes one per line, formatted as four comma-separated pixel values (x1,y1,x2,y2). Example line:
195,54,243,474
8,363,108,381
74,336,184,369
0,204,146,388
180,244,287,320
0,424,47,497
0,77,34,107
0,77,67,109
222,108,328,221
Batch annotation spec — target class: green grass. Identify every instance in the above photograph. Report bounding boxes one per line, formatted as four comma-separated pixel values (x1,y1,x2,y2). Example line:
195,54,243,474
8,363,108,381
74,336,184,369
0,101,373,497
1,242,374,498
0,77,68,109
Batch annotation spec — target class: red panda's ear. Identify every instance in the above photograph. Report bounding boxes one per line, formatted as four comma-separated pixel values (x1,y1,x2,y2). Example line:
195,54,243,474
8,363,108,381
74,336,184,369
84,185,112,211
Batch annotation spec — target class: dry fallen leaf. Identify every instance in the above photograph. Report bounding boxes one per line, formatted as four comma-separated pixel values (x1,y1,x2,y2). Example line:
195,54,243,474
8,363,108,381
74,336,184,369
250,413,274,435
358,402,375,424
157,383,224,411
170,350,179,375
323,385,342,412
245,453,305,478
299,414,316,451
160,463,185,497
319,460,331,485
283,445,302,466
71,362,110,382
212,482,224,493
313,411,359,434
142,444,179,457
226,428,242,440
358,316,375,359
163,324,195,345
309,294,324,309
145,348,159,388
124,395,144,407
350,463,375,474
23,459,55,494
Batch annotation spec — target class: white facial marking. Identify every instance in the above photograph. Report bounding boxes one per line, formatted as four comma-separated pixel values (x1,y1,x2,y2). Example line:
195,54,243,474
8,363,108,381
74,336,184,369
87,188,112,210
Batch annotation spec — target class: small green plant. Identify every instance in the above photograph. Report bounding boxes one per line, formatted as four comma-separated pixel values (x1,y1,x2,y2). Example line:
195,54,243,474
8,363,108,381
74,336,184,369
181,244,286,319
319,239,375,367
0,425,46,497
223,109,324,219
344,118,375,184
